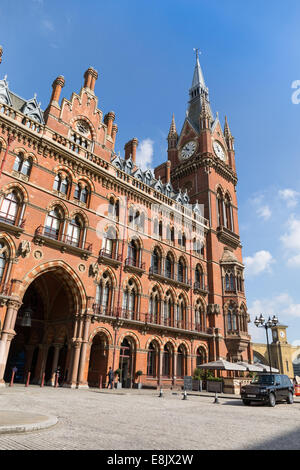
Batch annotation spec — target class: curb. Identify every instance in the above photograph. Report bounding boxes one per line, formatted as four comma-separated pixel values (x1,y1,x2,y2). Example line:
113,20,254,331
0,412,58,434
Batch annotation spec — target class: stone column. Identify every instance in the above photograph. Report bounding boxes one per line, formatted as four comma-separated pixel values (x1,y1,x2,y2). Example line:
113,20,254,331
50,344,61,386
67,340,82,388
173,352,177,386
77,316,91,388
159,350,164,386
0,298,22,385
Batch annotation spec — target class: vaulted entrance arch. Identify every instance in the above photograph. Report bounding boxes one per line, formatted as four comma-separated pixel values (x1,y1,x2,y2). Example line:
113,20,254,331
4,263,85,385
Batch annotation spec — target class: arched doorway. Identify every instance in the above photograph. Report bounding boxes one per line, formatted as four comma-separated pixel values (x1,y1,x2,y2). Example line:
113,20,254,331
88,333,108,387
119,337,135,388
4,265,82,385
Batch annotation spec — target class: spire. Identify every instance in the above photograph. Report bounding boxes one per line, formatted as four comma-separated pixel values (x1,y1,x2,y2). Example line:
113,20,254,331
167,113,178,150
168,113,177,138
224,115,232,139
191,48,206,90
187,49,212,132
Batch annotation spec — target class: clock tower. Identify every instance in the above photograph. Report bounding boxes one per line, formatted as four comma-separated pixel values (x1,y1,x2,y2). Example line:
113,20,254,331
165,51,251,362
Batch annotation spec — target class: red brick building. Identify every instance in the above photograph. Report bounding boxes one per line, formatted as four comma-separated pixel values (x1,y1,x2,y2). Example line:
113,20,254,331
0,48,252,389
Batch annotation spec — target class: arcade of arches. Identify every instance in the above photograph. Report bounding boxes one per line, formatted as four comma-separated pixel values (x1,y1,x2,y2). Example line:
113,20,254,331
0,265,210,389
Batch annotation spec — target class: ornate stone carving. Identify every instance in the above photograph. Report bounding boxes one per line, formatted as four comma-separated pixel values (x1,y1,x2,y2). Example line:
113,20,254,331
89,262,99,277
18,240,31,258
207,304,220,315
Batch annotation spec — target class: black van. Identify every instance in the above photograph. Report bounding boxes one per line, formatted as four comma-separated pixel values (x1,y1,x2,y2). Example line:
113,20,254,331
240,374,294,407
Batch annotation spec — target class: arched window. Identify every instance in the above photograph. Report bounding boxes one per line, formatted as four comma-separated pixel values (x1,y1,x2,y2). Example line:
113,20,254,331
0,242,8,284
122,279,138,320
13,153,32,176
165,253,173,279
45,207,63,240
163,291,173,327
147,341,159,377
0,190,22,225
177,294,186,329
162,343,173,377
227,305,238,332
177,344,187,378
149,287,160,323
128,239,140,267
53,173,69,196
225,194,233,231
153,219,159,237
216,189,224,227
178,258,186,283
195,299,205,331
66,215,83,247
102,226,118,258
225,271,235,292
75,182,90,205
195,265,204,290
151,248,161,274
182,233,186,249
96,272,113,315
196,347,206,368
108,197,119,220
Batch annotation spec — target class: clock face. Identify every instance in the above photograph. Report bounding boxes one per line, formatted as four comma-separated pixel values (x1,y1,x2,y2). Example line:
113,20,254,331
280,331,285,339
180,141,196,160
213,141,226,161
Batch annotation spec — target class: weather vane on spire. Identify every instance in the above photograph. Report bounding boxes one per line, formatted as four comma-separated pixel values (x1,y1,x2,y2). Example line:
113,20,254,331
193,48,201,61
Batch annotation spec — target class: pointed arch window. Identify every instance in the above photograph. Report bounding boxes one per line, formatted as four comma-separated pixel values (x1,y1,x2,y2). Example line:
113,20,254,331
227,305,238,332
162,343,172,377
122,279,138,320
151,248,161,274
163,291,173,327
195,265,204,290
108,197,119,220
53,173,69,196
165,253,173,279
13,153,32,176
177,344,187,378
66,215,84,247
96,273,113,315
0,242,8,284
128,239,140,267
216,189,224,227
195,299,205,332
177,295,186,329
147,341,159,377
45,207,63,240
0,190,22,226
102,226,118,258
178,258,185,283
75,182,90,205
196,347,206,368
149,287,160,323
225,194,233,231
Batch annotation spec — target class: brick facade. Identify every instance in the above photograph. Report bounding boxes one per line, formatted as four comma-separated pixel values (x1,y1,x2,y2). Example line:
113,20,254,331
0,50,252,389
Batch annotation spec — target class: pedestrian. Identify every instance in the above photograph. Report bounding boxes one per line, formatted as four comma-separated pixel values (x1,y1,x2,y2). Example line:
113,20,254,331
107,367,114,389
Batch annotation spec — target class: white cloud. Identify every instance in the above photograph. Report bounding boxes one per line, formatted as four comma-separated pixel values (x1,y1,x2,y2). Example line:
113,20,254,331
281,216,300,266
136,138,154,171
256,205,271,220
42,19,55,32
279,189,300,208
244,250,274,277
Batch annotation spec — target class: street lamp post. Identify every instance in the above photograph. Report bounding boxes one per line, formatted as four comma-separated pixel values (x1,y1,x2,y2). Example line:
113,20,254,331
254,314,279,375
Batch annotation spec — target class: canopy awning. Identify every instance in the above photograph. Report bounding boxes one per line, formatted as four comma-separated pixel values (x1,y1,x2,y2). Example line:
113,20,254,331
252,363,279,373
197,359,247,371
236,361,265,372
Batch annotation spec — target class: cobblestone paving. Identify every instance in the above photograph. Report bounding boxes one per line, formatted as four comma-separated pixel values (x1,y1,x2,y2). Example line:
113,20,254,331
0,385,299,450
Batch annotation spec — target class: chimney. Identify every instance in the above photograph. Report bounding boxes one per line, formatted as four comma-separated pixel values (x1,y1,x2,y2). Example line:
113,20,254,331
0,46,3,65
104,111,115,137
166,160,171,183
84,67,98,92
50,75,65,105
124,138,138,163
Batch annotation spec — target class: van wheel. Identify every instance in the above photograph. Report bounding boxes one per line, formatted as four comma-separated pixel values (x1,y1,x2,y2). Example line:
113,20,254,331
269,393,276,407
242,400,251,406
287,391,294,404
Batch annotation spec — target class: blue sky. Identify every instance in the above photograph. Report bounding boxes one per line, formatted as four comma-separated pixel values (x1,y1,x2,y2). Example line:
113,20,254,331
1,0,300,344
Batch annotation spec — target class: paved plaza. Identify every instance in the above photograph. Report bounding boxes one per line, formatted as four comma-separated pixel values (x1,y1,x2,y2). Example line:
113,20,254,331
0,385,299,450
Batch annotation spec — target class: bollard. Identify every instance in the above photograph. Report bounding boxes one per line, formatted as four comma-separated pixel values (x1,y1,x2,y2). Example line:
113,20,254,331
9,370,15,387
158,387,163,397
40,372,45,388
99,375,103,389
25,372,31,387
214,392,220,404
182,390,187,400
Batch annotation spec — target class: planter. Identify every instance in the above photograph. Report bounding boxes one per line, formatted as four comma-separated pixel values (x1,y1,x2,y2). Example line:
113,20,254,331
206,380,223,393
192,379,202,392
